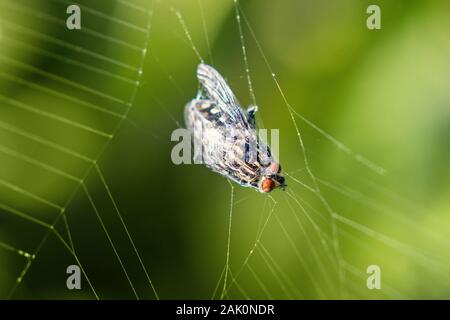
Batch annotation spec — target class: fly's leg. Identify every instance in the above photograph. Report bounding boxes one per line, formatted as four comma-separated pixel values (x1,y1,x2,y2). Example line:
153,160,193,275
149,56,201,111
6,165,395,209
246,105,258,128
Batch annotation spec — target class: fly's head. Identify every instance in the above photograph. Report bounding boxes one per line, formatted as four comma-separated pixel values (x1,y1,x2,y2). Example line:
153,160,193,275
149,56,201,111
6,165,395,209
258,162,286,193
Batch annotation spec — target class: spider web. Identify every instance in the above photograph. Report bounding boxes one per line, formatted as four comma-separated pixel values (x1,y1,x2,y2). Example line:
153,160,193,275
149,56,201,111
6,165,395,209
169,0,450,300
0,0,449,300
0,0,157,299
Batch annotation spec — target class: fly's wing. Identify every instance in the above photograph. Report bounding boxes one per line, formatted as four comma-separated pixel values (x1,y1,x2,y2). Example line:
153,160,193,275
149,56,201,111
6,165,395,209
197,64,249,128
185,99,229,130
185,99,262,190
185,99,235,166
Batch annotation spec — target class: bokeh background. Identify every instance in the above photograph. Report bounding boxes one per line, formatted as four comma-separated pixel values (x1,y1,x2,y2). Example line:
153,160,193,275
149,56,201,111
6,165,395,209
0,0,449,299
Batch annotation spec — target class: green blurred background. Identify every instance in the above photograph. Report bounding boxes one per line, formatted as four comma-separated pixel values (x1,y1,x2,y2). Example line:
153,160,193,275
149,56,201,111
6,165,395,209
0,0,449,299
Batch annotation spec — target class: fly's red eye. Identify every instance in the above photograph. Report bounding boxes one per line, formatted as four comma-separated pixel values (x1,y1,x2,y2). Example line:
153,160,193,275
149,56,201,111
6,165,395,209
262,178,275,193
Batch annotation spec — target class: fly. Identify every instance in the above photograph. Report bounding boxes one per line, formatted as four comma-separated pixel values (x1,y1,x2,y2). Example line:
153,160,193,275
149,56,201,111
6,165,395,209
185,64,286,193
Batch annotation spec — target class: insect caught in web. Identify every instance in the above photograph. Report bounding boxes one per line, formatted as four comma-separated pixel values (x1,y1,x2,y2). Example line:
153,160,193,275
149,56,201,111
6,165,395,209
185,64,286,193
